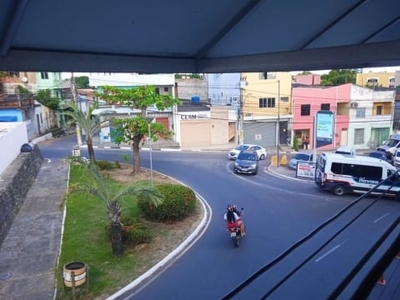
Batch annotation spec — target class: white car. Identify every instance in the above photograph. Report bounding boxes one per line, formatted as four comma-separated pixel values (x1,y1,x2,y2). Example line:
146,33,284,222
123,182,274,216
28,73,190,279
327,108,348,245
228,144,267,160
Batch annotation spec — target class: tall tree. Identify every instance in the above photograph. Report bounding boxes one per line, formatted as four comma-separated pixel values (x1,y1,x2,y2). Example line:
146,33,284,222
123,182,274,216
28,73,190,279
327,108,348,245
35,89,60,110
96,85,181,175
76,163,163,256
62,102,104,162
320,69,356,86
74,76,90,88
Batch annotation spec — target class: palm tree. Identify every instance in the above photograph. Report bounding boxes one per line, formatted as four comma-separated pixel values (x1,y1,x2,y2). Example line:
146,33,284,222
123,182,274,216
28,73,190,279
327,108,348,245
62,102,103,162
78,163,163,256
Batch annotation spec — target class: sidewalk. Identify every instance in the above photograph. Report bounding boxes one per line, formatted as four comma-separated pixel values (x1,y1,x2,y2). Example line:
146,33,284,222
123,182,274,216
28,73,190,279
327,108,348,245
0,159,69,300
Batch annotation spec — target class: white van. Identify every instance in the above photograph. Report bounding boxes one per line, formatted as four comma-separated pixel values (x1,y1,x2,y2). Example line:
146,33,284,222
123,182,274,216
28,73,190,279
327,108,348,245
315,152,400,197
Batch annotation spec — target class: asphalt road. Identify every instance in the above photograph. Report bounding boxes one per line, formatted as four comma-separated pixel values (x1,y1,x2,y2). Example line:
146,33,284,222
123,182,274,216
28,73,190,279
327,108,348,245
39,136,400,300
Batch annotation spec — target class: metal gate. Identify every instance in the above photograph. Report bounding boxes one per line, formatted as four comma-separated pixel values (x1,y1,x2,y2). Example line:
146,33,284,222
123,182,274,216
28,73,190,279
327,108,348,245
244,121,276,147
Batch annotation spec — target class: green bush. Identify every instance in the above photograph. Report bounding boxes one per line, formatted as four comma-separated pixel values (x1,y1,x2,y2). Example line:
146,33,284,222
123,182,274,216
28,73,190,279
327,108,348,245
137,184,197,222
96,160,115,170
293,137,299,151
105,217,152,246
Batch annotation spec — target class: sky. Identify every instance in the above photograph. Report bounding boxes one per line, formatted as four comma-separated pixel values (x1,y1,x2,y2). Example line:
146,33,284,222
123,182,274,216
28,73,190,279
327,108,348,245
62,66,400,79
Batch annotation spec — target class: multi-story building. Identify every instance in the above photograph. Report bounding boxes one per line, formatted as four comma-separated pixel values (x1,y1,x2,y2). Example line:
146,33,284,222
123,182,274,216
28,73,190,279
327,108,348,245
356,72,396,88
292,84,350,151
208,72,292,147
291,84,395,151
0,72,39,139
348,85,395,149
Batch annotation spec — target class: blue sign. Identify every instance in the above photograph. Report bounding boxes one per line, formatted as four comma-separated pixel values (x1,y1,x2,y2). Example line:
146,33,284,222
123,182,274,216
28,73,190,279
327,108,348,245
316,111,334,148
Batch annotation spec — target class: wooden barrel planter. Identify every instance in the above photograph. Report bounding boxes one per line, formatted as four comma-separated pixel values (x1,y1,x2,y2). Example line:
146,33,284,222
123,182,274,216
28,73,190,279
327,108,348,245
63,262,87,288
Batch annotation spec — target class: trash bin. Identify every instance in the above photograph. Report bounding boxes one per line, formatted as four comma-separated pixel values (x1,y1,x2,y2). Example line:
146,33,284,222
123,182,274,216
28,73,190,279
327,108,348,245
72,148,81,157
63,262,87,287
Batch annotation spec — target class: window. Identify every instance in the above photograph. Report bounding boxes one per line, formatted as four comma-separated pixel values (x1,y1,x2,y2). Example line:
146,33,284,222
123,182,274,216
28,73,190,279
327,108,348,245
367,78,379,86
301,104,311,116
331,163,382,179
389,77,395,88
8,72,19,77
354,128,364,144
321,103,330,111
164,87,169,92
356,108,366,118
376,106,383,115
40,72,49,79
259,72,276,80
259,97,275,108
280,96,289,102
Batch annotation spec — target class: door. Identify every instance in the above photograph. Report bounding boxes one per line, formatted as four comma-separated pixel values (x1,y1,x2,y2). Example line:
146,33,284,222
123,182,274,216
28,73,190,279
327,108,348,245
340,129,348,146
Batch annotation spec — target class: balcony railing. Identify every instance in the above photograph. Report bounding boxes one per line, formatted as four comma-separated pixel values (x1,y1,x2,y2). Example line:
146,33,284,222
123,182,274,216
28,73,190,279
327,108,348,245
0,94,35,108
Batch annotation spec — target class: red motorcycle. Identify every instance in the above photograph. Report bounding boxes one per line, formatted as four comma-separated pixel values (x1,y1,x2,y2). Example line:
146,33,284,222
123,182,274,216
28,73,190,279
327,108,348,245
225,208,244,248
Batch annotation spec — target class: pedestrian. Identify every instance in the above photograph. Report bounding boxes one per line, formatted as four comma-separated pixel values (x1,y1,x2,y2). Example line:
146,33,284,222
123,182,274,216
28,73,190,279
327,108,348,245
305,136,310,150
302,136,306,150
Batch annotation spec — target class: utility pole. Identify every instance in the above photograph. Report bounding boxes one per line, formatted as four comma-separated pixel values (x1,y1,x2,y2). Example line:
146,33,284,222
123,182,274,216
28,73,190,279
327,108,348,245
239,95,244,144
276,80,281,167
71,72,82,147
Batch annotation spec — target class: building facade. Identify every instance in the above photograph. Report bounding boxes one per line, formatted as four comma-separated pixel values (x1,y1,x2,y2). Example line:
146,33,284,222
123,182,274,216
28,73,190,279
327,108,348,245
292,84,350,151
348,85,395,149
356,72,395,88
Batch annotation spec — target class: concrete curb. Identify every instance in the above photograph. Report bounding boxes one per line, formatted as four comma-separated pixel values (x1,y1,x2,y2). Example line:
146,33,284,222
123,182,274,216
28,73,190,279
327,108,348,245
266,165,314,183
106,176,212,300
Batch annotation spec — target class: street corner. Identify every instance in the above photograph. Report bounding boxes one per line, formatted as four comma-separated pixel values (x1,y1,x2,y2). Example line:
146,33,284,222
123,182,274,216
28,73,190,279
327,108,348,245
266,164,311,182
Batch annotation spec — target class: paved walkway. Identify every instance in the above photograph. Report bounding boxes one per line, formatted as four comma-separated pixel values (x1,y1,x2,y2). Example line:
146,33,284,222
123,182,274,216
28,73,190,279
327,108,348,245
0,159,69,300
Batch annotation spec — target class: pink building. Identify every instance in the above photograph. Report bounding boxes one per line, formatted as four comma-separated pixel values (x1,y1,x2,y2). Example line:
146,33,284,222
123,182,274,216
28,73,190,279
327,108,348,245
292,74,321,86
291,84,351,151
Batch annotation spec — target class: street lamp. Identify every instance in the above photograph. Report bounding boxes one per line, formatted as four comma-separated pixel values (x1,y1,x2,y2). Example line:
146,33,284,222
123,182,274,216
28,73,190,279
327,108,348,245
146,118,154,186
147,120,154,187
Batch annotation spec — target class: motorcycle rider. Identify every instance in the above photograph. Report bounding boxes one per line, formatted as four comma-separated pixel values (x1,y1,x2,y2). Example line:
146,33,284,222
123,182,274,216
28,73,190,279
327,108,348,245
224,204,245,236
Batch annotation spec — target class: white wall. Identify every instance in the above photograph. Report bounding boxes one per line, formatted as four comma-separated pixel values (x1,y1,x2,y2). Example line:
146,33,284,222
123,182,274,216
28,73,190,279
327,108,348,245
348,85,395,149
0,122,29,175
208,73,241,106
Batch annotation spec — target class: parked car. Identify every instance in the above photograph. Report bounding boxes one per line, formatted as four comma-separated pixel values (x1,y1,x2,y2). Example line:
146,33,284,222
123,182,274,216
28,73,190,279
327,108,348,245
233,150,259,175
228,144,267,160
335,146,356,156
393,149,400,168
288,152,313,170
367,151,389,162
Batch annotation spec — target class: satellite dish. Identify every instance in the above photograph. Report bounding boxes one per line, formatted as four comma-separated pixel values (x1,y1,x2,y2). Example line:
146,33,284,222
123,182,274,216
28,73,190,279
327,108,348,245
22,77,28,83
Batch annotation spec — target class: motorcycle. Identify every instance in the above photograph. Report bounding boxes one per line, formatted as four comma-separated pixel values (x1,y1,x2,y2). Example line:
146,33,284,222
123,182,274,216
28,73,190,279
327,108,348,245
226,208,244,248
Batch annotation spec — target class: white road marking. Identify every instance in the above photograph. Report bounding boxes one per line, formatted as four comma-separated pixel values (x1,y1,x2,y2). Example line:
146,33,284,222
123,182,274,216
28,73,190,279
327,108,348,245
315,240,348,262
374,213,390,223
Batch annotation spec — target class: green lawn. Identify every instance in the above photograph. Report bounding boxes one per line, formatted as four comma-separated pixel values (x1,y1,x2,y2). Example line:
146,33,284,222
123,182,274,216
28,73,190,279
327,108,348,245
56,165,144,299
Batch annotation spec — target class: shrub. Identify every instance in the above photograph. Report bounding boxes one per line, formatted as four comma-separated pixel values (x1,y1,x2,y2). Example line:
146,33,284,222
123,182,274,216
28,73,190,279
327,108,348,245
137,184,197,222
105,217,152,246
96,160,115,170
293,137,299,151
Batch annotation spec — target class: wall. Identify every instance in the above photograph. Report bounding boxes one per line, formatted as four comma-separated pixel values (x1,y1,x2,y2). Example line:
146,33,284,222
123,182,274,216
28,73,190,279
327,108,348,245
176,78,208,101
210,106,229,145
348,85,395,149
356,72,395,88
0,122,29,175
208,73,241,106
292,84,351,150
0,144,43,246
292,74,321,85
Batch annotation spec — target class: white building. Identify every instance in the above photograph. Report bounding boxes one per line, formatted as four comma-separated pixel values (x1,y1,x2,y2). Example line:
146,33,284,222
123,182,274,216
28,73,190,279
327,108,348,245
348,85,395,149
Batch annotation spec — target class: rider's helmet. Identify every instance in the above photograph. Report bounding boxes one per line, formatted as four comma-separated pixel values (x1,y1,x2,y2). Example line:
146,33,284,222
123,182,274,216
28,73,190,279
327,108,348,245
232,204,237,211
227,204,233,211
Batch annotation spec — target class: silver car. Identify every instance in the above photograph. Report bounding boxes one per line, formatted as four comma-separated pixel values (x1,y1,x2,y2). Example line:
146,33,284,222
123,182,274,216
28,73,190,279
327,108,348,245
228,144,267,160
288,152,313,170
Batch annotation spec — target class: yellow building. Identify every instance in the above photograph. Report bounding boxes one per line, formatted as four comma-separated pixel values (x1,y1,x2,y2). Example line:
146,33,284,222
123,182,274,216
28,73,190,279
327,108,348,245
239,72,292,146
356,72,395,88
